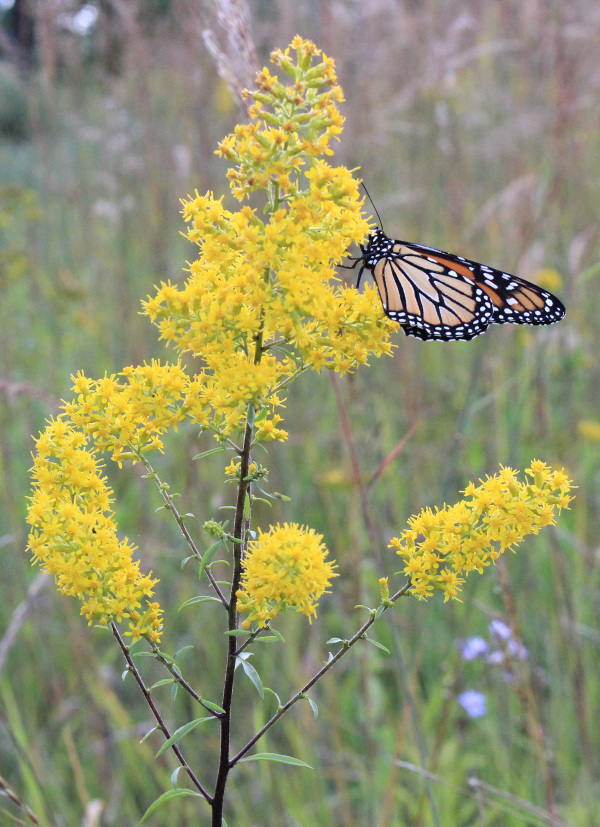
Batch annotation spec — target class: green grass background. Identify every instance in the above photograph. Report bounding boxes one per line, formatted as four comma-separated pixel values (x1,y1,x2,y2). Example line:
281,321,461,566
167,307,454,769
1,1,599,825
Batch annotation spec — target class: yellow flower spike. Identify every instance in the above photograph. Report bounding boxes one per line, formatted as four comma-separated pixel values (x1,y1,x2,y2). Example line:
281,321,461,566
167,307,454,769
27,420,163,642
236,523,338,627
390,463,573,602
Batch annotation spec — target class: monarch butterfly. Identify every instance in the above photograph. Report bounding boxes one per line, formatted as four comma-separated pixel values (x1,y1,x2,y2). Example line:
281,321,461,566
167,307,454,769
346,227,566,342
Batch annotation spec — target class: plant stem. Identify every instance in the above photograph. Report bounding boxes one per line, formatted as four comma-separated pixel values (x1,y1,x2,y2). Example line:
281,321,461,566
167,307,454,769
112,623,212,804
230,581,412,765
212,320,264,826
150,644,225,718
132,448,229,609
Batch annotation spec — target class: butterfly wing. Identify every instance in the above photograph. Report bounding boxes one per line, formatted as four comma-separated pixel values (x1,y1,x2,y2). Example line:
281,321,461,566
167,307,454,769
400,241,566,329
371,242,496,341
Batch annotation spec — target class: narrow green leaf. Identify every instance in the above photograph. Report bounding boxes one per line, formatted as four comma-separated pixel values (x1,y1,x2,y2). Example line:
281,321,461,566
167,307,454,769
183,512,196,518
149,679,175,690
181,555,195,569
155,717,215,757
140,789,202,822
238,753,312,768
243,491,250,520
121,669,129,681
201,699,226,714
374,604,386,620
354,604,372,611
253,635,278,643
140,726,157,744
179,595,222,612
156,650,175,664
264,687,281,707
272,492,291,501
269,627,285,643
326,637,343,645
251,496,272,507
193,446,226,460
170,766,183,787
254,406,268,423
171,682,178,701
239,657,264,698
364,636,390,655
175,646,194,659
198,540,224,583
247,404,256,430
302,695,318,719
224,629,248,637
154,505,166,512
132,651,154,659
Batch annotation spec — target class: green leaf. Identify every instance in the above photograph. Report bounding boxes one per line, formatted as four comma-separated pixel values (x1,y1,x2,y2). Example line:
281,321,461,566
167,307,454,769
247,404,256,430
140,726,158,744
326,637,343,645
171,682,178,701
198,540,224,583
238,657,264,698
156,650,175,664
224,629,249,637
254,406,268,423
251,496,272,507
183,512,196,519
264,687,281,707
149,679,175,690
364,636,390,655
193,446,226,460
374,604,386,620
354,604,372,611
170,766,183,787
181,555,195,569
140,789,202,822
243,491,250,520
253,636,279,643
272,492,291,501
175,646,194,660
269,627,285,643
121,669,129,681
238,753,312,768
201,699,226,714
132,651,154,659
301,695,318,719
179,595,223,611
155,717,215,757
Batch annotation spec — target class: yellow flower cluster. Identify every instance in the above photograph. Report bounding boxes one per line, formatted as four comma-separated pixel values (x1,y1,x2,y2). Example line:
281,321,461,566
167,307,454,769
143,37,394,438
27,419,163,641
390,462,573,601
236,523,338,628
64,362,193,463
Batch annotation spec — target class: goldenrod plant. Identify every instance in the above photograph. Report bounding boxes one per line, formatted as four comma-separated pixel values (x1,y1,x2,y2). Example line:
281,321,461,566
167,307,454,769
26,38,572,826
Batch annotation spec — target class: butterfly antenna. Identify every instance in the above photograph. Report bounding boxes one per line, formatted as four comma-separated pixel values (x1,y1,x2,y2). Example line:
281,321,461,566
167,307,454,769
361,182,384,231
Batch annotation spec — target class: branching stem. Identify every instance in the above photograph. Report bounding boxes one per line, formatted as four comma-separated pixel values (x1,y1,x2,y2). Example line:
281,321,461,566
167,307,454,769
112,623,212,804
230,580,412,765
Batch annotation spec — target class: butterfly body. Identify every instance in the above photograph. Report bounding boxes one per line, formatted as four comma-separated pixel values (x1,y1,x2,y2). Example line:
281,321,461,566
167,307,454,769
353,228,566,342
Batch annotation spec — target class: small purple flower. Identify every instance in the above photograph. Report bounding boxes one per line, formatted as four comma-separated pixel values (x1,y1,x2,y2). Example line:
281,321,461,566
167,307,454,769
486,651,505,665
507,639,528,660
458,690,487,718
489,619,512,640
460,637,489,660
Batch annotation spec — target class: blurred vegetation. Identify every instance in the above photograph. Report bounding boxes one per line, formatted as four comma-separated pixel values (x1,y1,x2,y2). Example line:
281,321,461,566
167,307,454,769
1,1,599,825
